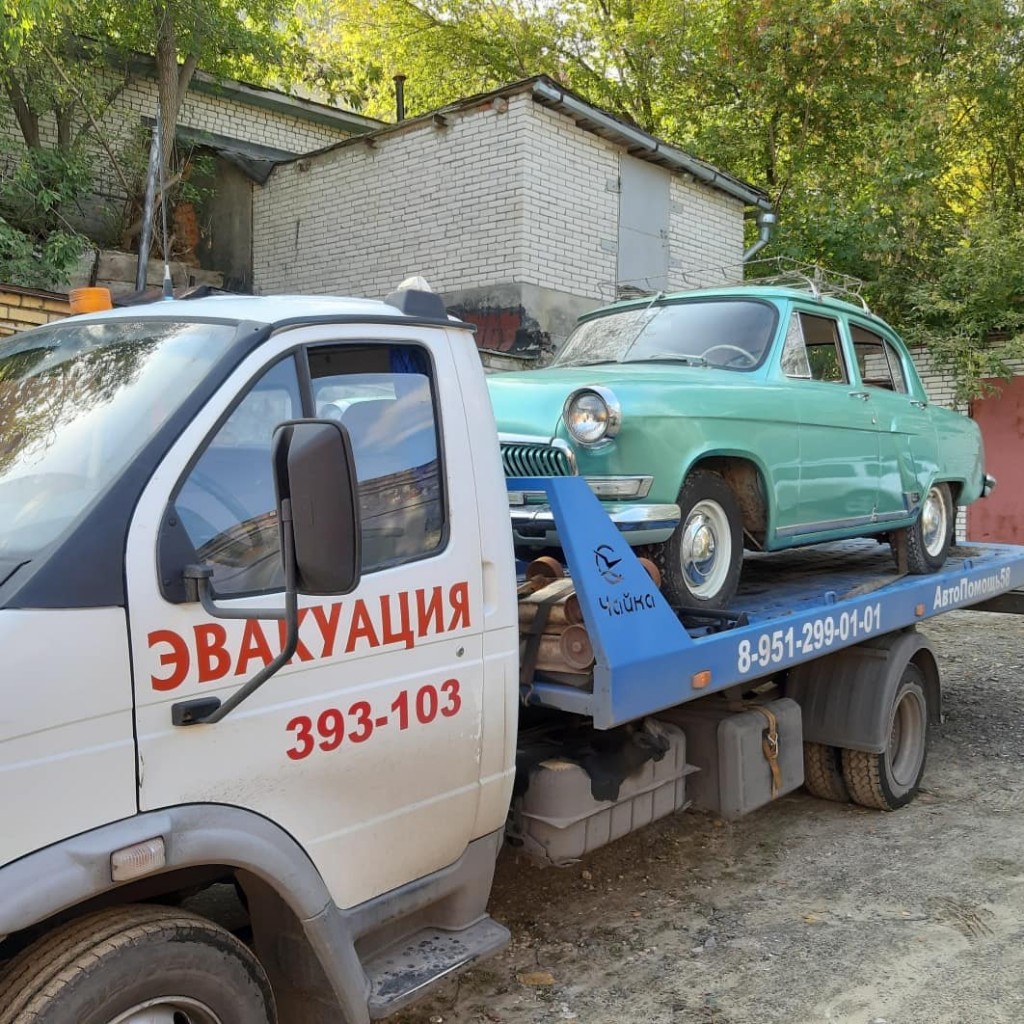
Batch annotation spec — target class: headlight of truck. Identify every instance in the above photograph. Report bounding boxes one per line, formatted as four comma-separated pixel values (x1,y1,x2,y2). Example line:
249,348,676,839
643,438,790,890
563,386,621,446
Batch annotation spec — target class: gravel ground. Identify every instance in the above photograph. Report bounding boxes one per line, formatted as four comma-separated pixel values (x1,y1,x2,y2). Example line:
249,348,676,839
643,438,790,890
394,609,1024,1024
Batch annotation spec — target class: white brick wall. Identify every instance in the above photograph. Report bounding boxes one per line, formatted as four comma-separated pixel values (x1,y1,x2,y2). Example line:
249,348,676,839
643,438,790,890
253,92,747,303
0,69,355,236
668,177,745,288
254,94,530,296
518,103,619,301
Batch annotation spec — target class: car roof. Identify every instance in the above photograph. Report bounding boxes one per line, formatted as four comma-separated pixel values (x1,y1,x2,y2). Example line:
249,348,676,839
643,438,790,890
588,284,876,320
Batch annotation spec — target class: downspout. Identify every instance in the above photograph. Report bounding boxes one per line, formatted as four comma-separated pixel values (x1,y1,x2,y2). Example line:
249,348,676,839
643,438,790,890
743,210,777,262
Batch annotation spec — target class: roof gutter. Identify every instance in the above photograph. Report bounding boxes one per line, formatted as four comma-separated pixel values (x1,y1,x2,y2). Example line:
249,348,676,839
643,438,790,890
531,79,773,213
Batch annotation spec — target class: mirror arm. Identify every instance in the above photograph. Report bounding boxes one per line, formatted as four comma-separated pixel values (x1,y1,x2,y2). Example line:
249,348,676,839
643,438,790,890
173,499,300,727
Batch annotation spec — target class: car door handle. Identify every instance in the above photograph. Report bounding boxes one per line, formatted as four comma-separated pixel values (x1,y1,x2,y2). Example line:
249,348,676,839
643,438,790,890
909,399,927,408
848,391,871,401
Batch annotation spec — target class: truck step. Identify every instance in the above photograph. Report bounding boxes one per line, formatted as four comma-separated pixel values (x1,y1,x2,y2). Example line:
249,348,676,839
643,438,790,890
366,917,511,1018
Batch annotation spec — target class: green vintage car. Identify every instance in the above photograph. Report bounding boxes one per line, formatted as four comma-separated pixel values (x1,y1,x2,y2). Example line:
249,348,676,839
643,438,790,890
487,283,995,609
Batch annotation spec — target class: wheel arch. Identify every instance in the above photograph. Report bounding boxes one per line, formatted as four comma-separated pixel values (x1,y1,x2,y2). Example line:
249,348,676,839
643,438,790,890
0,803,370,1024
784,628,941,754
685,451,772,547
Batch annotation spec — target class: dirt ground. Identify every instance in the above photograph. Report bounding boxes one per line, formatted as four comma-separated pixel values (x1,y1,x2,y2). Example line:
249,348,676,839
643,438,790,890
394,609,1024,1024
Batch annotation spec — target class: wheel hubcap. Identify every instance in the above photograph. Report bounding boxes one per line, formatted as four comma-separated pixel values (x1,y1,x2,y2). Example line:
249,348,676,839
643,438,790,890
109,998,223,1024
888,688,926,788
680,499,731,599
920,486,948,558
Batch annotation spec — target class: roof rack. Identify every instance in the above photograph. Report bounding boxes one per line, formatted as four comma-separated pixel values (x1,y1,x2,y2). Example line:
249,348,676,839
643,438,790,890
675,257,874,314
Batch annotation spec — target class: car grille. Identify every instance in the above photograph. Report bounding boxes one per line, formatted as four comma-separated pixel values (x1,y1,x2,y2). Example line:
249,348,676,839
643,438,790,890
500,442,575,477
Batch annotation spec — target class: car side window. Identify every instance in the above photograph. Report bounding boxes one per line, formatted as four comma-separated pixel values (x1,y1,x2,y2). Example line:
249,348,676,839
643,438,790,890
174,356,303,597
308,343,445,573
781,312,848,383
851,325,908,394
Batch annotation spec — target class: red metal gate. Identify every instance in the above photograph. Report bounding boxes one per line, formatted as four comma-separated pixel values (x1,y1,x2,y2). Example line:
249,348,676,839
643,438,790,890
968,376,1024,542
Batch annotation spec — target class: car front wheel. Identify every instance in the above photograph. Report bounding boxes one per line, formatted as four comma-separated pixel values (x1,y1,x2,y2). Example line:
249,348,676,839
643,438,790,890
651,470,743,610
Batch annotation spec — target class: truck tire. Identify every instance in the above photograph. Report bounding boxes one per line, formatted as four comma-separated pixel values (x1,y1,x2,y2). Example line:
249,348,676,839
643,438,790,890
803,742,850,802
652,470,743,610
899,482,953,574
840,664,928,810
0,904,276,1024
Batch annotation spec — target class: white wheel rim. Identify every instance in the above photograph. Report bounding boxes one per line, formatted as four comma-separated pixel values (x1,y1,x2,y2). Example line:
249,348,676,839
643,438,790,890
109,997,223,1024
680,498,731,599
920,485,948,558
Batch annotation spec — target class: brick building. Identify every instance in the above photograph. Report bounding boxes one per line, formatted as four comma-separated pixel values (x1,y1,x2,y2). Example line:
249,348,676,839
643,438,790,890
0,58,380,290
253,77,773,356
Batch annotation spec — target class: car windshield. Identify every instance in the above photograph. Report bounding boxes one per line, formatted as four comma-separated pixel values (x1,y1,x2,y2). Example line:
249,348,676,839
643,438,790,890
0,318,235,561
553,298,778,370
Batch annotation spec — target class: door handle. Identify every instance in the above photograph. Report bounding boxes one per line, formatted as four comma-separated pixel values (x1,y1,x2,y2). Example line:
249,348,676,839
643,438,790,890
909,399,927,408
848,391,870,401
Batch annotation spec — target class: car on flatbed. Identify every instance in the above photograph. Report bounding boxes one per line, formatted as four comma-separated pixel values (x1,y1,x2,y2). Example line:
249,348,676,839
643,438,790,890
487,282,995,609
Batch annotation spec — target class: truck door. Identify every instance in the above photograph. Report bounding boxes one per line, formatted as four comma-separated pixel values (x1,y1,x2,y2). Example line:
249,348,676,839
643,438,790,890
126,324,488,910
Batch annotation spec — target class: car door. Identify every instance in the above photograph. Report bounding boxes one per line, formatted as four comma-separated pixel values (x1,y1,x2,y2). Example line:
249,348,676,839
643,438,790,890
126,323,487,910
778,308,879,540
847,320,938,520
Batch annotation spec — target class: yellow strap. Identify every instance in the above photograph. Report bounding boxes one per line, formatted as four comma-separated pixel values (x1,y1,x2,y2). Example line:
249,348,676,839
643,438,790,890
750,705,782,798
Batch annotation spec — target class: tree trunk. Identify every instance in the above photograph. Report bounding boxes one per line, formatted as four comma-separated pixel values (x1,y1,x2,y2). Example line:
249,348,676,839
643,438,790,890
55,103,73,152
5,78,41,149
153,3,199,172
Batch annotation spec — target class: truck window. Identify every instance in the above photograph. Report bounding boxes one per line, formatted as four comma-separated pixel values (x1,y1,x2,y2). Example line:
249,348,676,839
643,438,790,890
174,357,302,597
308,343,445,573
0,319,232,562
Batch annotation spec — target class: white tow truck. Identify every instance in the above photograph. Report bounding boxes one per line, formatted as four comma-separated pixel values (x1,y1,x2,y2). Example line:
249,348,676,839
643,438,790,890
0,285,1021,1023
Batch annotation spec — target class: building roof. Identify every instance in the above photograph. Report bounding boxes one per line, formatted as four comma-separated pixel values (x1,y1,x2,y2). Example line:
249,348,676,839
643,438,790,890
280,75,771,211
127,55,383,137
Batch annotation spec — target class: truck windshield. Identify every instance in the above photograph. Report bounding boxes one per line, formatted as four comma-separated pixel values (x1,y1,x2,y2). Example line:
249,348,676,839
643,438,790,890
553,299,777,370
0,319,234,560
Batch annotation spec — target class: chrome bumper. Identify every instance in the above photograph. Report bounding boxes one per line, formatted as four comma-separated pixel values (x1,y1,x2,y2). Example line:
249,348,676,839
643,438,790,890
982,473,997,498
510,502,681,547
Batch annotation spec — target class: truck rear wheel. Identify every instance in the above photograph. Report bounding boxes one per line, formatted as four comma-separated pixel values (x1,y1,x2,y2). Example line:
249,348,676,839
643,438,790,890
803,742,850,802
0,904,276,1024
840,664,928,810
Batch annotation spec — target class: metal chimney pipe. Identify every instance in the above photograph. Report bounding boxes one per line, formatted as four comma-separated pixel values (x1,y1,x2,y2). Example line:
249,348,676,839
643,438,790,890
394,74,406,121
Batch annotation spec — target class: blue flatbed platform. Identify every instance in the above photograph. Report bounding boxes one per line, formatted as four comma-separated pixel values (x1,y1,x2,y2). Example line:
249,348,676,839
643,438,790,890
513,477,1024,729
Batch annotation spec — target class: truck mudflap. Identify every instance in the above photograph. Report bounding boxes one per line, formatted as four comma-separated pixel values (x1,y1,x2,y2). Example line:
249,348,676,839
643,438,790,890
511,477,1024,729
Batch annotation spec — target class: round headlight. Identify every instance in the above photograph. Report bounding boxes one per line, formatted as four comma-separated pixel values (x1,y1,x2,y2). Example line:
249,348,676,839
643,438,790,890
563,387,621,446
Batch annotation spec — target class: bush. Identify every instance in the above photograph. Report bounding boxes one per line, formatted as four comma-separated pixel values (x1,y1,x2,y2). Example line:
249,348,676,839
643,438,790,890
0,144,91,288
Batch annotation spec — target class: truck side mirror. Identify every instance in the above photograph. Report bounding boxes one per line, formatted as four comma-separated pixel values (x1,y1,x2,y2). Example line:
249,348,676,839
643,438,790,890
273,419,361,596
174,419,361,727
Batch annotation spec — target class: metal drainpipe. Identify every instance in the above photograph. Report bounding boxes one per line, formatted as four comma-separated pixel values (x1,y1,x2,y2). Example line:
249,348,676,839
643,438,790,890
394,74,406,121
743,210,777,262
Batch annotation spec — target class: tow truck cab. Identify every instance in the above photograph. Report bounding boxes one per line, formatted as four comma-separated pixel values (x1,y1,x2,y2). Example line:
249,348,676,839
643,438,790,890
0,291,519,1022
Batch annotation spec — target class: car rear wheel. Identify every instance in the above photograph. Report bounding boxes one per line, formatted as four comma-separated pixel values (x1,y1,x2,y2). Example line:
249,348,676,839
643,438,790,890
896,482,953,574
651,470,743,610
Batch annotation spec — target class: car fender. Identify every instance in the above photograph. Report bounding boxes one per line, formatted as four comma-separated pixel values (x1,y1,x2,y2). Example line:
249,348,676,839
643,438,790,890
680,447,777,542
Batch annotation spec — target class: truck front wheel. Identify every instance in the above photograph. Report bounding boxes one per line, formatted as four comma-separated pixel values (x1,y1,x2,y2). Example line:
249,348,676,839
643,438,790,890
840,664,928,810
0,904,276,1024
